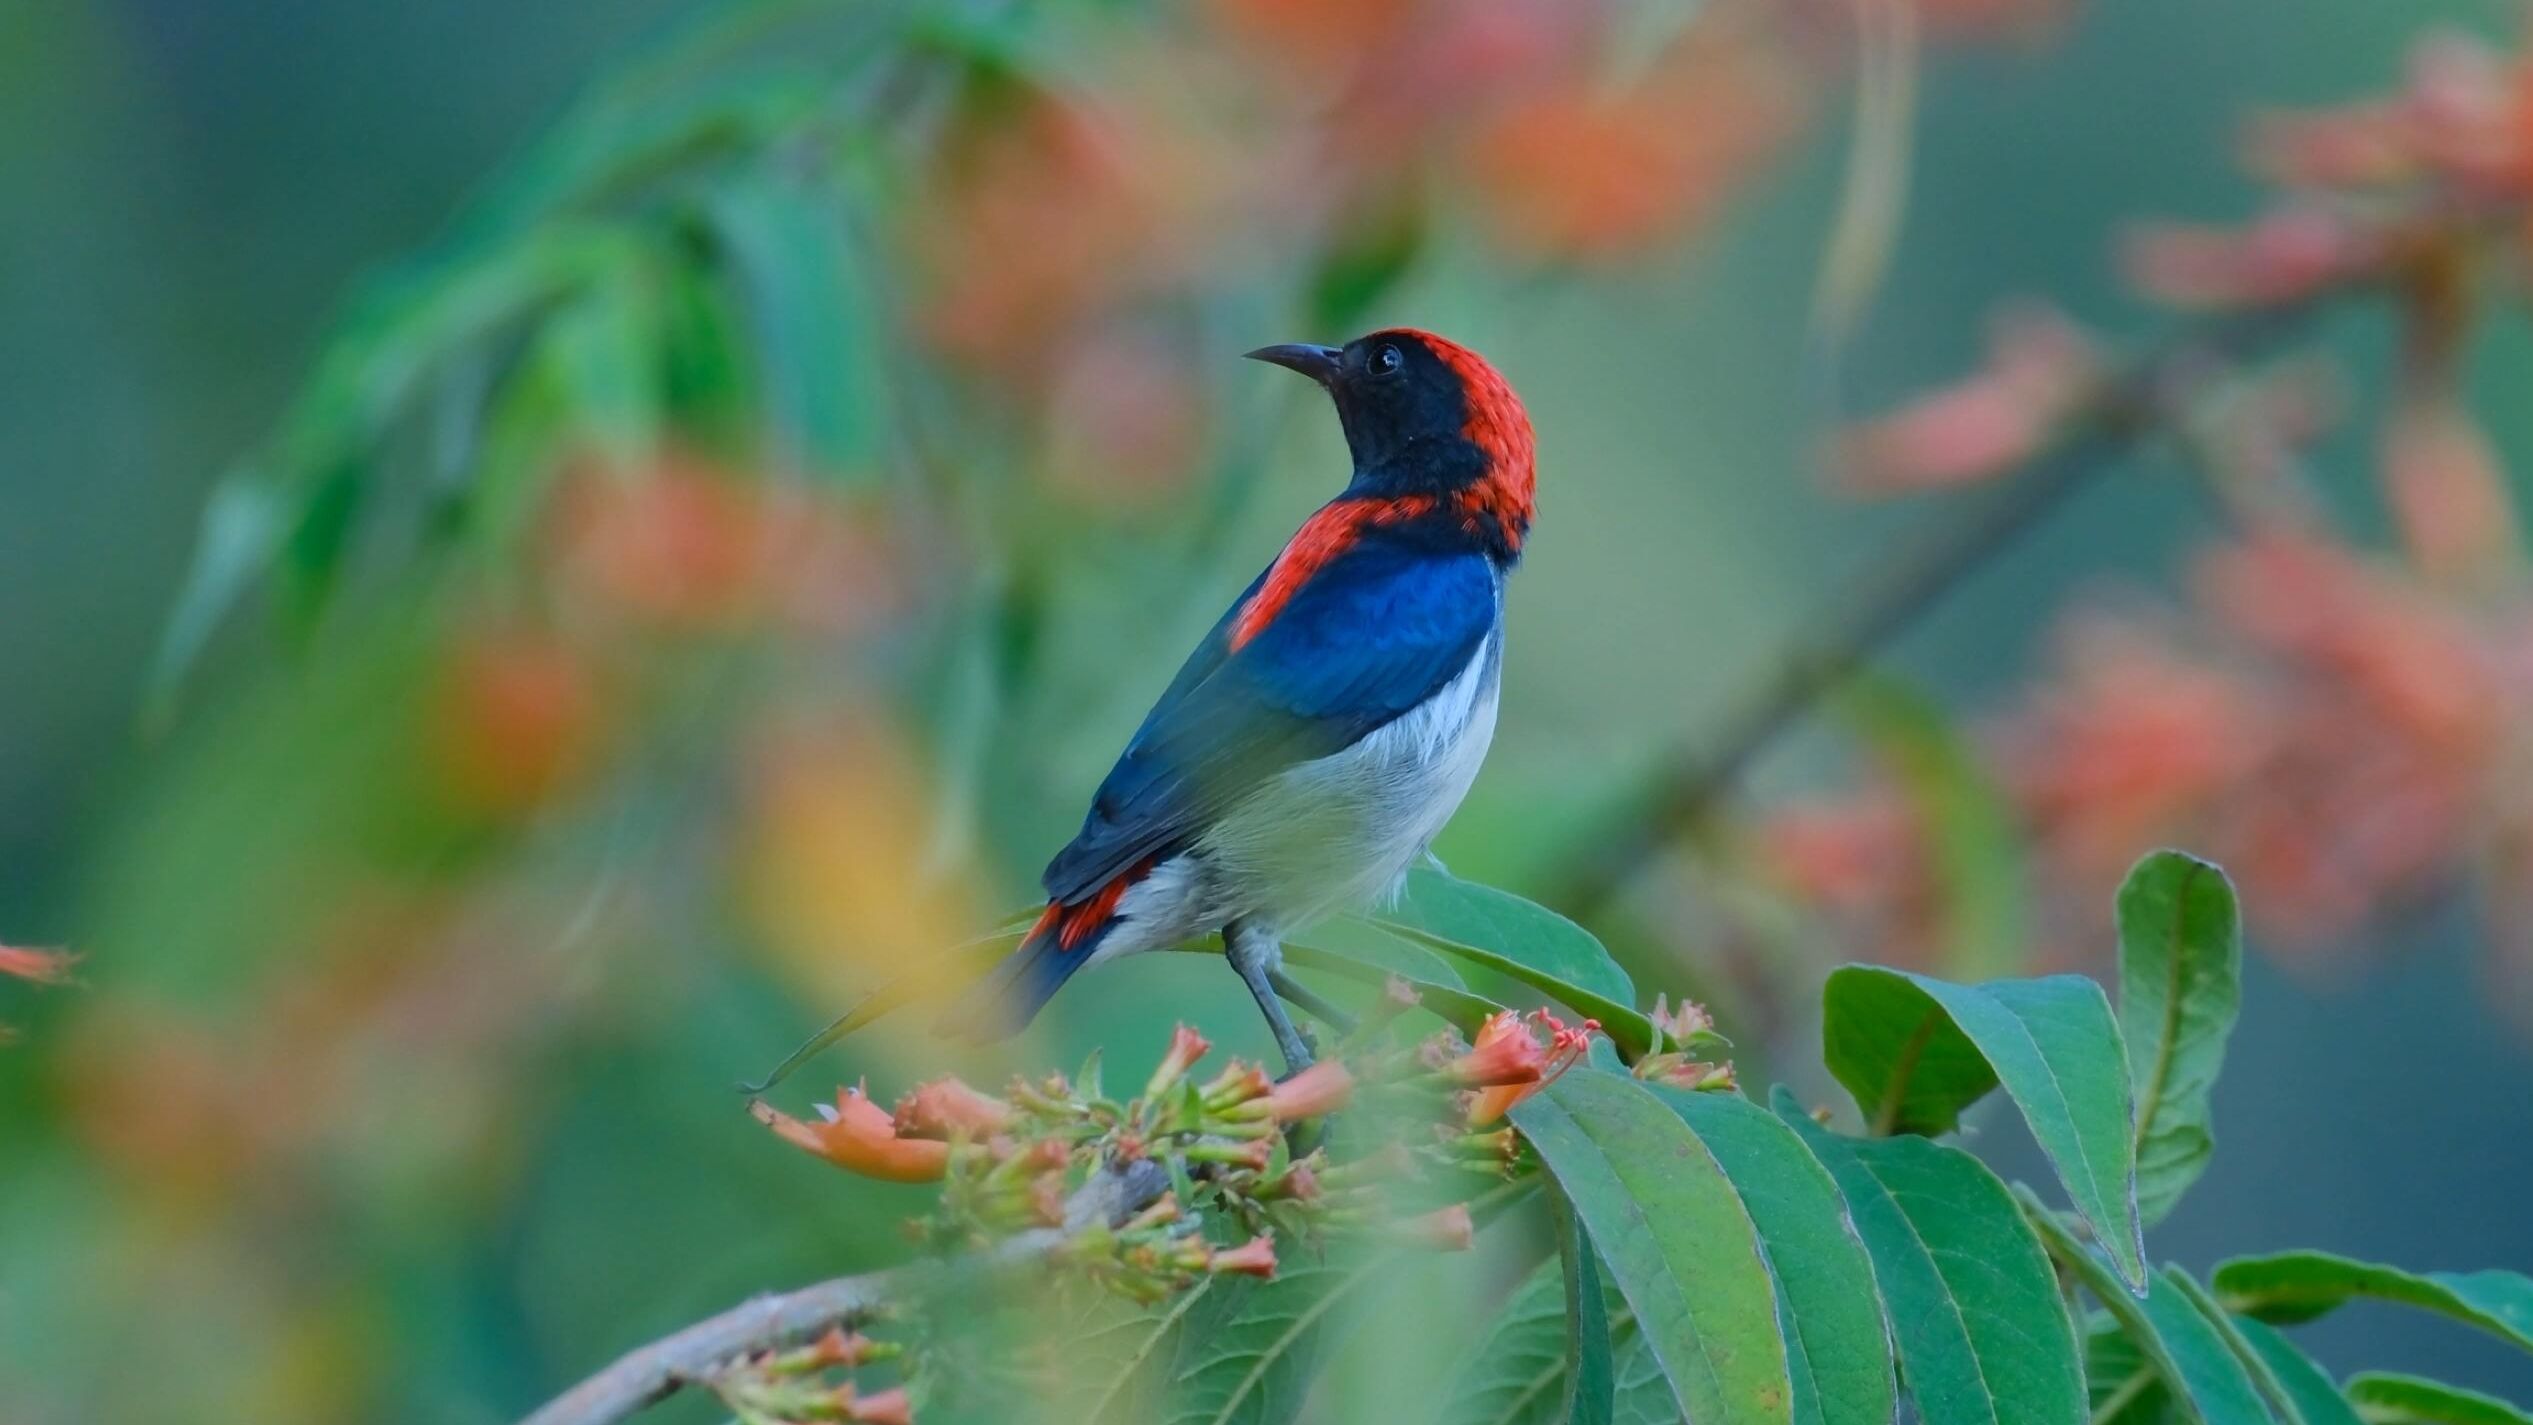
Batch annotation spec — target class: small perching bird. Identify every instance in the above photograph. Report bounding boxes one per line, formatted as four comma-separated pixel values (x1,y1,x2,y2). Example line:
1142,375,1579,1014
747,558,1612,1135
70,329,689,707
963,330,1534,1070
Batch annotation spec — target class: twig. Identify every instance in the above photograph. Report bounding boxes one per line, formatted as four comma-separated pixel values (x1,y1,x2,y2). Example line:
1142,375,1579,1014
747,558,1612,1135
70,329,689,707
517,1159,1168,1425
1540,299,2341,919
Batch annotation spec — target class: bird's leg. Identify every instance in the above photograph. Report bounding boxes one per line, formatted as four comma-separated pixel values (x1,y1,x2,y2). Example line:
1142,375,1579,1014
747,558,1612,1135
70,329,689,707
1224,921,1315,1073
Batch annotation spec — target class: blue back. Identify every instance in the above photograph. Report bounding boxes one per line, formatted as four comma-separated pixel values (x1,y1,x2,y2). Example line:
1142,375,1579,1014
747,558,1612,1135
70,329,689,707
1042,529,1499,903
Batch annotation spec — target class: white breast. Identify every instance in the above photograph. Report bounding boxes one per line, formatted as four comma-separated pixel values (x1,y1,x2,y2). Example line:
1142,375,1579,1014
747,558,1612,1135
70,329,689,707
1187,627,1503,935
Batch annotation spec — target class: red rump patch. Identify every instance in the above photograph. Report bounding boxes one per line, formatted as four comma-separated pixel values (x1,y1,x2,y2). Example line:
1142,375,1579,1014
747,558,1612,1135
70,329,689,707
1229,494,1436,650
1034,855,1161,951
1394,329,1537,553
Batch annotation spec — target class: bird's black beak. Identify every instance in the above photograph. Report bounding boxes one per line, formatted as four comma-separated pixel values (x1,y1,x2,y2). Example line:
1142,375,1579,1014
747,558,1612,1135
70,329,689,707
1245,343,1342,385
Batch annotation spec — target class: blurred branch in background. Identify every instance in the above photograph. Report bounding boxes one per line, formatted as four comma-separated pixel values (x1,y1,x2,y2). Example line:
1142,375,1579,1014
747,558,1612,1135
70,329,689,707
1640,27,2533,1023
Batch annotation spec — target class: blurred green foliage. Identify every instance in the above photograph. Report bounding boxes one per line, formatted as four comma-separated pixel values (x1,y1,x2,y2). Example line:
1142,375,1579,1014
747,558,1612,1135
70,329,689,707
4,0,2533,1421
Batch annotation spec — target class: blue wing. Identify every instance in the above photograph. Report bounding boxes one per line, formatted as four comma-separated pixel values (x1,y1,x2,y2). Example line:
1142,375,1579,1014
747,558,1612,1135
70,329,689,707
1042,531,1499,904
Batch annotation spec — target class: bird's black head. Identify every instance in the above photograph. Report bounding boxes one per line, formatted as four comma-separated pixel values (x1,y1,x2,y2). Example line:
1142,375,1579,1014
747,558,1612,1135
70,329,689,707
1246,328,1535,558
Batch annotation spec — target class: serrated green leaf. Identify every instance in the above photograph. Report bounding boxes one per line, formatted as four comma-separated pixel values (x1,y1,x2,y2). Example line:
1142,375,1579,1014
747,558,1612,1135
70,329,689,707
1780,1099,2082,1425
2116,851,2242,1227
2232,1319,2363,1425
1432,1258,1572,1425
2344,1374,2533,1425
1157,1247,1405,1425
1651,1089,1894,1425
1513,1070,1792,1425
1822,966,2145,1288
2212,1252,2533,1355
1366,868,1657,1055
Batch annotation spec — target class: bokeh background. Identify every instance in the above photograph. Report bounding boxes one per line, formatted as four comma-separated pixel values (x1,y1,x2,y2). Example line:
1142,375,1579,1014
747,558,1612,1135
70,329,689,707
4,0,2532,1419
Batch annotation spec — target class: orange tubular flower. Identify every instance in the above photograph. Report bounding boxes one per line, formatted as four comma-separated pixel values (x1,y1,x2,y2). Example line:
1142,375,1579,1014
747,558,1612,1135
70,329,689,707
1263,1061,1356,1121
1146,1023,1213,1098
892,1077,1017,1140
1398,1203,1476,1252
1446,1011,1547,1089
751,1086,949,1184
842,1385,915,1425
0,945,75,985
1208,1235,1279,1279
1467,1011,1599,1125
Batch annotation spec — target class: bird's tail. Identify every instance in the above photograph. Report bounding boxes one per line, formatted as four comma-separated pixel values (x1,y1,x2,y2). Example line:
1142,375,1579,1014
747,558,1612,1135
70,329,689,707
936,863,1150,1040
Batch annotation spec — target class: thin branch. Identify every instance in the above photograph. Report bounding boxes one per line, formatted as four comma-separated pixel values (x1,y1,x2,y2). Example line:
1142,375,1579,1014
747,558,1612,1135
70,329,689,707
1540,298,2342,920
518,1160,1169,1425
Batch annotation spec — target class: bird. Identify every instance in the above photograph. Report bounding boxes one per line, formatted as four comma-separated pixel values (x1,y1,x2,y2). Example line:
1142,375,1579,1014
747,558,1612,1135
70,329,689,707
958,329,1534,1071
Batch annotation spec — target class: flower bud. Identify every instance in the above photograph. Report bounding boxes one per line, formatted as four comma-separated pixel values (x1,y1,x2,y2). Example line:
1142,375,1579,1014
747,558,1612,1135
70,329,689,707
1208,1235,1279,1278
893,1077,1017,1139
1263,1061,1356,1122
1397,1203,1475,1253
1145,1023,1213,1099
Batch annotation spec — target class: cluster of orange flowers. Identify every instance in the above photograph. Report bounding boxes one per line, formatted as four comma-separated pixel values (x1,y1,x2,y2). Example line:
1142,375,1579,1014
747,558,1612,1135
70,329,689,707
1780,28,2533,1007
0,944,74,1042
749,999,1629,1304
704,1324,913,1425
904,0,2076,506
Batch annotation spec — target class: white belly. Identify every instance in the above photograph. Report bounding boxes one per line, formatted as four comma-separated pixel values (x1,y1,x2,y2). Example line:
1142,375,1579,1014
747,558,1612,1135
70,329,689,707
1092,631,1501,964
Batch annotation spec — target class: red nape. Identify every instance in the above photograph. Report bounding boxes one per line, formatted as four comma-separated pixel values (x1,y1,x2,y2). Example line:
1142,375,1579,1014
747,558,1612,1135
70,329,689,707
1229,494,1437,649
1388,329,1537,552
1039,855,1161,950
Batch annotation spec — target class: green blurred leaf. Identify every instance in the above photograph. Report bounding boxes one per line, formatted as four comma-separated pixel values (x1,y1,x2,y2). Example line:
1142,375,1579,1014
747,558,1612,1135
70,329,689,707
1432,1257,1574,1425
2213,1252,2533,1355
2089,1327,2176,1425
1367,868,1657,1055
1158,1249,1406,1425
1780,1096,2084,1425
1650,1089,1894,1425
1556,1193,1617,1425
699,170,887,477
2232,1319,2364,1425
1838,677,2026,981
2343,1374,2533,1425
147,473,287,711
2116,850,2242,1227
1511,1069,1792,1425
1821,965,2145,1289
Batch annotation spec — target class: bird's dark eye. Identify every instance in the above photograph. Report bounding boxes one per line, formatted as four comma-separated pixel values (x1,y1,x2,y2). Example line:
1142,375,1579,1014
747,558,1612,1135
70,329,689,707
1370,343,1404,376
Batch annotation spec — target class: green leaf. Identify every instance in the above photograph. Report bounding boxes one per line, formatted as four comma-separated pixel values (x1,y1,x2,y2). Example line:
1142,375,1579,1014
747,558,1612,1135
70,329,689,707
2115,850,2242,1227
1555,1193,1617,1425
1286,919,1471,992
2022,1208,2267,1425
1651,1089,1895,1425
1432,1259,1572,1425
1159,1249,1405,1425
1366,868,1657,1055
1780,1098,2084,1425
699,172,885,477
147,474,287,712
2232,1319,2363,1425
1838,677,2028,982
1276,937,1500,1037
1512,1069,1792,1425
1821,965,2146,1289
2213,1252,2533,1355
2089,1327,2176,1425
2344,1375,2533,1425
